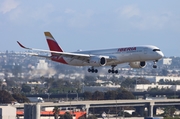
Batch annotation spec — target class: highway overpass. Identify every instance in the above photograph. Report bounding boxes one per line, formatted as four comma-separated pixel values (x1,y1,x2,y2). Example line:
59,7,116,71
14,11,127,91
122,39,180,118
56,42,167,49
13,99,180,117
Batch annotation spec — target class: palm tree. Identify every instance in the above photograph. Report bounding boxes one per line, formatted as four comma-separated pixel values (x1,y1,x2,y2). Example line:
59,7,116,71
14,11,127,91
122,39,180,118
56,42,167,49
53,106,60,119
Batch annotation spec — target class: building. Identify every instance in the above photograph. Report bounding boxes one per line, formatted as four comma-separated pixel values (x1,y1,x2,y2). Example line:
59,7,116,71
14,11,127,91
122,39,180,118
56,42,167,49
135,84,180,91
83,83,120,93
37,60,48,70
161,58,172,65
154,76,180,83
0,105,16,119
132,76,180,83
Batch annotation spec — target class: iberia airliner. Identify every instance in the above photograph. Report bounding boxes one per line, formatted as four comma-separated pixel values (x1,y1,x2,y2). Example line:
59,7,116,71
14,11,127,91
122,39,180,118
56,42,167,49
17,32,164,74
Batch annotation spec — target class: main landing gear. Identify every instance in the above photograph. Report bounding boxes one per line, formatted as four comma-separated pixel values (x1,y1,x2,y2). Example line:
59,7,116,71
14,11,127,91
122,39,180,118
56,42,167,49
108,65,118,74
88,65,119,74
88,67,98,73
153,60,158,68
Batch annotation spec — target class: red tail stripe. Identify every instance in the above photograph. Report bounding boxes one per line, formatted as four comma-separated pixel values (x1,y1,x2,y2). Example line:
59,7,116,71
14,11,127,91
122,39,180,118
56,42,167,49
47,39,63,52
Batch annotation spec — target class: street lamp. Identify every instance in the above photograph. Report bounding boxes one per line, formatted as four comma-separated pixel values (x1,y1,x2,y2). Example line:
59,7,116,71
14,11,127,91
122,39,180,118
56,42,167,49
66,92,68,101
75,88,79,101
46,93,51,101
116,100,117,119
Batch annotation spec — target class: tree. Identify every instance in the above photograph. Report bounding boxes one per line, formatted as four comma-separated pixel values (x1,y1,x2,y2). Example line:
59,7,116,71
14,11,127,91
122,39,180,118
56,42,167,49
83,91,92,100
159,79,165,84
12,93,30,103
79,116,86,119
161,69,169,76
92,91,104,100
148,87,173,93
53,106,60,119
44,77,54,89
104,90,117,100
21,84,31,93
120,90,135,99
12,64,22,77
61,112,73,119
121,78,135,88
87,115,97,119
116,88,135,99
163,106,176,117
136,78,150,84
34,85,39,94
0,90,16,103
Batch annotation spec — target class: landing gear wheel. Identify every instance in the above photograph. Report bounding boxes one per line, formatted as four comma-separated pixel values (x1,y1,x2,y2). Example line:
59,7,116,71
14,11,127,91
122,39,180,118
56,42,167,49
153,65,157,68
108,69,111,73
95,69,98,73
108,65,118,74
88,68,91,72
92,68,95,73
88,67,98,73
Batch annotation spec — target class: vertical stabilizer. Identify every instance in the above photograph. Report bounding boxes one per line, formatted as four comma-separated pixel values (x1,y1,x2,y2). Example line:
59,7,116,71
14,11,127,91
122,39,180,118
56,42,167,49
44,32,63,53
44,32,67,64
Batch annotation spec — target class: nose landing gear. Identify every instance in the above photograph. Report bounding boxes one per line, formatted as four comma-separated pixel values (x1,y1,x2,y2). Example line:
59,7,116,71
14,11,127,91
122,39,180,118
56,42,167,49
108,65,118,74
153,60,158,68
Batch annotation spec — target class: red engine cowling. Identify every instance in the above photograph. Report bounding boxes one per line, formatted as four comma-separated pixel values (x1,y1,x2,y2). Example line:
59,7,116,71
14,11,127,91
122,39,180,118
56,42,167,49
89,56,107,66
129,61,146,68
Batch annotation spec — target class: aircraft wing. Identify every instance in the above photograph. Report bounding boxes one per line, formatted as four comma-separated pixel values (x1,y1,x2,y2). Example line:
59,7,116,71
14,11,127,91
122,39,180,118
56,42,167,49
17,41,117,63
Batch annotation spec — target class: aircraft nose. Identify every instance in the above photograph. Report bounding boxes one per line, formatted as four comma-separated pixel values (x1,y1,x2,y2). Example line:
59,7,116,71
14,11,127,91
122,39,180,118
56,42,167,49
158,51,164,58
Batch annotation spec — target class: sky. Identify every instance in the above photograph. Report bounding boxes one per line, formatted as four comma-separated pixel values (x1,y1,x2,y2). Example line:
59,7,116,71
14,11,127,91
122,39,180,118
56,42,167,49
0,0,180,57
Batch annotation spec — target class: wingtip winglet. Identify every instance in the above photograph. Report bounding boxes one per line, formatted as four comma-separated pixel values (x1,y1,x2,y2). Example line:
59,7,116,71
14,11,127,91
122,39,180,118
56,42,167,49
17,41,31,50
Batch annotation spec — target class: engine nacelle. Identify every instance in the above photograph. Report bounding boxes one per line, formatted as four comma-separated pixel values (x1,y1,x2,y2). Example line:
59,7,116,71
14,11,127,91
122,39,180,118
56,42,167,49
89,56,107,66
129,61,146,68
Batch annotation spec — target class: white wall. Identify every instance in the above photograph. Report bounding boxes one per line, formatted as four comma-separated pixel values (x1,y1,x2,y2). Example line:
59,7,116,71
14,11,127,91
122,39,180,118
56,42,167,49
0,105,16,119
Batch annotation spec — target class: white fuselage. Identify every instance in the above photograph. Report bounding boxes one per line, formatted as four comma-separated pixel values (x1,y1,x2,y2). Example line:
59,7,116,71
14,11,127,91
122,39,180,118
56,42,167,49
62,45,164,66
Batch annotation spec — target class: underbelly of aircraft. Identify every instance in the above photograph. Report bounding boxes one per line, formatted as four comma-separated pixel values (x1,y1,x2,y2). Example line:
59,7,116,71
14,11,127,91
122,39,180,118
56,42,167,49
63,54,140,66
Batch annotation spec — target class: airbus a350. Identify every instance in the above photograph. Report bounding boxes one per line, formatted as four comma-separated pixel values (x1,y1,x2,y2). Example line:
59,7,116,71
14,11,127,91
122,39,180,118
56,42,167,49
17,32,164,74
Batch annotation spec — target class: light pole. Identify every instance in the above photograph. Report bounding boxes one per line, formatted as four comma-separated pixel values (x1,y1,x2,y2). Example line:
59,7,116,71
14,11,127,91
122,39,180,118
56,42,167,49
77,92,78,101
46,93,51,101
66,92,68,101
116,100,117,119
76,88,79,101
135,79,137,92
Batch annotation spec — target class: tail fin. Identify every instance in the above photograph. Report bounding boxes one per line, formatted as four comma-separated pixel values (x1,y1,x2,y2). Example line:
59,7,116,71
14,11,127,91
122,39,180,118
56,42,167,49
44,32,63,53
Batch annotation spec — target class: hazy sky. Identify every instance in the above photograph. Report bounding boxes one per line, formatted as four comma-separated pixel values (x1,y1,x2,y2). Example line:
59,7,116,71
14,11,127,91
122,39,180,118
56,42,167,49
0,0,180,56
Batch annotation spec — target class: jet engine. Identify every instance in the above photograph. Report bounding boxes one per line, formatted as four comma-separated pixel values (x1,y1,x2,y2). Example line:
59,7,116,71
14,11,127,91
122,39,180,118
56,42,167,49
129,61,146,68
89,56,107,66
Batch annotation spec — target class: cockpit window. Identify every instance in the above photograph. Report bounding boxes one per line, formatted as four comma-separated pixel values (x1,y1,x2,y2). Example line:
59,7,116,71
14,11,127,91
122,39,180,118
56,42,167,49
153,49,161,51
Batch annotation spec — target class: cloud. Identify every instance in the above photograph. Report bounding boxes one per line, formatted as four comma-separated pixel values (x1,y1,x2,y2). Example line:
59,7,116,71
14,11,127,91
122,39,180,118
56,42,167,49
8,7,22,21
7,3,56,26
118,5,140,18
0,0,19,14
116,5,172,30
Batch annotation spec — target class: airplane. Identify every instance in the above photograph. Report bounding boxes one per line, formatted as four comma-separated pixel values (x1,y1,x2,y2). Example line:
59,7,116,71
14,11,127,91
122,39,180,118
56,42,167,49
17,32,164,74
